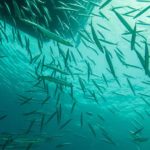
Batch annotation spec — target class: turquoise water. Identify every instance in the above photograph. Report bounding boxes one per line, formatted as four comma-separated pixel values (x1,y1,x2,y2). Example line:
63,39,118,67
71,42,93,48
0,0,150,149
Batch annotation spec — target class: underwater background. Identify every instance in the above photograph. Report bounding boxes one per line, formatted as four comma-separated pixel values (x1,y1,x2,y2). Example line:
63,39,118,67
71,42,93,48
0,0,150,149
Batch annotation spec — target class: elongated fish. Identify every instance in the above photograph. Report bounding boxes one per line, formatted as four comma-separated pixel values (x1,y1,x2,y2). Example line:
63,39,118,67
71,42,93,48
70,101,76,113
26,120,35,134
41,96,50,105
0,115,7,120
91,21,104,53
92,80,103,94
88,123,96,137
39,76,72,87
130,127,144,135
126,78,136,95
20,19,73,47
105,48,120,86
135,43,150,76
112,8,133,33
99,0,112,9
131,24,137,50
79,112,83,128
133,137,149,143
59,119,72,130
133,5,150,19
56,143,72,148
144,41,149,75
141,97,150,107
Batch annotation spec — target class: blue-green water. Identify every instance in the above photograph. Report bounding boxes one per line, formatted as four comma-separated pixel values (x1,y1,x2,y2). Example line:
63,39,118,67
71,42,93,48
0,0,150,149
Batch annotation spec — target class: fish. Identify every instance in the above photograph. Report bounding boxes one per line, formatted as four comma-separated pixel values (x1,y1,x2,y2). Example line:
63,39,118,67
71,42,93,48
41,96,50,105
57,104,62,124
23,110,37,116
135,43,150,76
56,143,72,148
97,24,110,32
131,24,137,50
18,95,33,105
54,7,78,12
99,11,109,20
89,90,98,104
133,137,149,143
40,114,45,131
64,49,70,67
124,63,143,70
78,77,86,94
37,38,43,54
68,2,86,10
82,29,94,42
132,118,143,127
85,60,92,81
80,112,83,128
91,20,104,53
31,54,41,64
99,39,117,46
134,110,144,120
17,30,23,48
40,55,45,73
123,8,140,16
145,110,150,117
86,45,99,55
115,50,125,65
1,136,13,150
4,2,11,16
99,0,112,9
88,123,96,137
24,36,30,52
101,137,116,146
20,19,73,47
130,127,144,135
32,2,42,17
0,115,7,120
26,120,35,134
102,73,108,87
39,76,73,88
122,36,142,49
138,93,150,98
87,56,96,66
101,129,116,146
45,111,57,125
24,36,32,62
70,101,77,113
59,119,72,130
78,30,93,43
70,51,77,65
133,5,150,19
0,27,8,42
112,8,133,33
0,55,8,59
141,97,150,107
126,78,136,95
137,20,150,26
144,41,149,75
56,93,61,106
86,112,93,116
97,114,105,122
105,48,121,86
12,0,21,18
135,50,149,75
26,143,33,150
92,80,103,94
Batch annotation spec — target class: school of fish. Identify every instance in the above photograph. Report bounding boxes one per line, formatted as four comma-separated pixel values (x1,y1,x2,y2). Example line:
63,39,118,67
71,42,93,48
0,0,150,150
